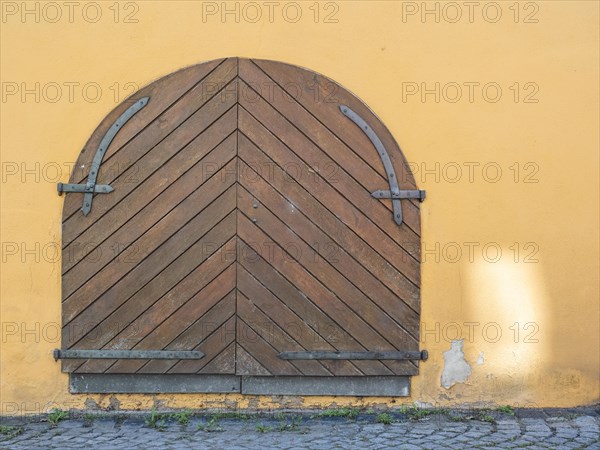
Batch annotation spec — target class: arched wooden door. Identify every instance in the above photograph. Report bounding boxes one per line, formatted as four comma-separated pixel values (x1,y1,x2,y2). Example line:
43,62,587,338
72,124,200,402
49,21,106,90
57,58,425,395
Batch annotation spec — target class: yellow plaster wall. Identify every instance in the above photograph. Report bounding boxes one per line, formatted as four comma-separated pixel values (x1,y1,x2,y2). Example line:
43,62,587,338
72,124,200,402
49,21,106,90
1,0,598,414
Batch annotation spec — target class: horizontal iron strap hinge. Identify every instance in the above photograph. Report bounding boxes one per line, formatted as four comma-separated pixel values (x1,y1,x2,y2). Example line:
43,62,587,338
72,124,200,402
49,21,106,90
53,349,204,361
278,351,428,361
372,189,426,201
57,183,114,194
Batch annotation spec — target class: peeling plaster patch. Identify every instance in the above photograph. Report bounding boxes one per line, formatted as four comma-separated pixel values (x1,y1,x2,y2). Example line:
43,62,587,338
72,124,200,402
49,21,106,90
441,340,472,389
108,395,121,411
153,397,167,410
247,397,260,410
270,395,304,408
84,398,100,410
477,352,485,365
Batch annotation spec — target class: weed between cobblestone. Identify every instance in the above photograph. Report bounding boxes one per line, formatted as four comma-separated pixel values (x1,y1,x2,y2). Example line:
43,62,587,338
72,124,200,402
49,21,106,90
256,423,272,433
0,406,597,449
197,415,224,432
376,413,393,425
47,409,69,426
0,425,24,439
314,407,360,419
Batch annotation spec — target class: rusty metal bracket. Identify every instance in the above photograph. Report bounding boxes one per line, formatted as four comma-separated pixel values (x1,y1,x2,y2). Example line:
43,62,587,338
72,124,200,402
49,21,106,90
339,104,425,225
58,96,149,216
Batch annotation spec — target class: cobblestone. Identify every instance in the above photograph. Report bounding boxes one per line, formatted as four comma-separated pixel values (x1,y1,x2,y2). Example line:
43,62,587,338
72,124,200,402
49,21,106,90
0,407,598,449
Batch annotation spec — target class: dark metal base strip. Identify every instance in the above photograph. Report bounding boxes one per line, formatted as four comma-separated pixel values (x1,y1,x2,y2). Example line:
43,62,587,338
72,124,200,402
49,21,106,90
242,376,410,396
55,349,204,360
69,374,240,394
68,375,410,396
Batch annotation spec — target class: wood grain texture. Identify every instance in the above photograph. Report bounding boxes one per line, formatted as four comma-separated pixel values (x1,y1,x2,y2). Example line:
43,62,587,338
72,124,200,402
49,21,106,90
61,58,421,377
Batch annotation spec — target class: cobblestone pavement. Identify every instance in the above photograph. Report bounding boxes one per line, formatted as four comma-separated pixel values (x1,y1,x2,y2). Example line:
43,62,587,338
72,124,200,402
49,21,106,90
1,408,598,449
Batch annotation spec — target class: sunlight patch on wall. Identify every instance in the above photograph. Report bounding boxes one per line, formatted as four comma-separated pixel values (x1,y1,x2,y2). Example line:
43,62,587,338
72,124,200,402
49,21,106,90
463,258,549,378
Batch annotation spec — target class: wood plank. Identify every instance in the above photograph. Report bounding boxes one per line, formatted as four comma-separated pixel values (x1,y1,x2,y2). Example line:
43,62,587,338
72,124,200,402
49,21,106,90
135,293,237,374
62,216,236,373
74,256,236,373
237,291,331,376
63,191,236,339
238,107,420,283
97,291,235,374
199,342,236,374
237,242,384,376
63,58,237,220
239,157,419,321
237,319,302,376
116,257,236,351
238,58,388,180
252,57,422,217
238,87,420,261
237,265,362,376
62,171,236,325
60,58,423,380
62,91,238,247
237,218,403,375
236,344,270,376
105,239,237,374
63,125,237,273
62,137,237,297
237,186,417,350
251,58,419,191
63,59,226,218
63,140,236,302
238,59,421,236
168,314,237,374
237,134,420,311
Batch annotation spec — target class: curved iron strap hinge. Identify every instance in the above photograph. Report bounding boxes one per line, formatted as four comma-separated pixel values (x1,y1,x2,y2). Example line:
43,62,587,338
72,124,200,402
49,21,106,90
339,105,425,226
57,97,149,216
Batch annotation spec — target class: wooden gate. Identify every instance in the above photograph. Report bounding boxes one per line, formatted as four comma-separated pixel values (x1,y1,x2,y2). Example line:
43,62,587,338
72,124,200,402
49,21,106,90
57,58,425,395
